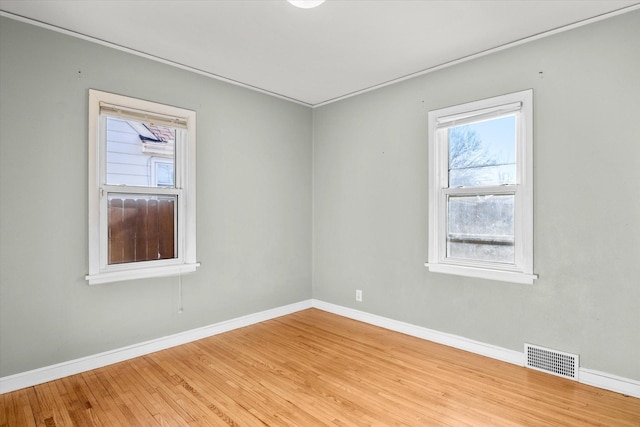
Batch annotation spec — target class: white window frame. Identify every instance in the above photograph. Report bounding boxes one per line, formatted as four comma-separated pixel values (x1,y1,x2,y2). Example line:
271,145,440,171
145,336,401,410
150,157,175,187
86,89,199,285
426,90,537,284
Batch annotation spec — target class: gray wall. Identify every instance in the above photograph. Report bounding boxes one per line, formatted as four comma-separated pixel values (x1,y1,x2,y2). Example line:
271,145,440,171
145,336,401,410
313,10,640,380
2,10,639,383
0,17,312,377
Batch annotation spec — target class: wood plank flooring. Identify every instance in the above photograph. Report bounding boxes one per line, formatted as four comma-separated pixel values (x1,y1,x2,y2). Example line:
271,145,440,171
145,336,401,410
2,308,639,426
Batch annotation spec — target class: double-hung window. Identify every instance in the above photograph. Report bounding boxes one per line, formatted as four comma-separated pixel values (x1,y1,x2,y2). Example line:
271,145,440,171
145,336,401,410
86,90,198,285
426,90,536,284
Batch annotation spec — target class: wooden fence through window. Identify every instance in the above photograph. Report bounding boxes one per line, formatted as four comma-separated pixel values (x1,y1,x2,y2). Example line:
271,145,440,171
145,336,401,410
108,197,175,264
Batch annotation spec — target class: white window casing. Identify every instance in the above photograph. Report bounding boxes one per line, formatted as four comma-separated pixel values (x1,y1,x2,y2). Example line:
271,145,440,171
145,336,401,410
426,90,537,284
86,89,199,285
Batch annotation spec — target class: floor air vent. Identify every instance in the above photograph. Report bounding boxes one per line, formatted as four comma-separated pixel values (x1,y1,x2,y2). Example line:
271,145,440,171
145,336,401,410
525,344,579,380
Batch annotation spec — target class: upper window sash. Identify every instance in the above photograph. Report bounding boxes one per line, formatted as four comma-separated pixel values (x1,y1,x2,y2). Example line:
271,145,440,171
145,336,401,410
99,114,183,190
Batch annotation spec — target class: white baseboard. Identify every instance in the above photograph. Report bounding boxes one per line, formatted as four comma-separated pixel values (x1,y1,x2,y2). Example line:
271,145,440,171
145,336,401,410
2,298,638,399
0,300,313,394
311,300,524,366
579,368,640,398
311,300,640,399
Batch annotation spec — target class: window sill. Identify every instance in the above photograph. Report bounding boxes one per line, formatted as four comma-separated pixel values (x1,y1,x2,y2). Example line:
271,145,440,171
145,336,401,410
86,262,200,285
425,262,537,285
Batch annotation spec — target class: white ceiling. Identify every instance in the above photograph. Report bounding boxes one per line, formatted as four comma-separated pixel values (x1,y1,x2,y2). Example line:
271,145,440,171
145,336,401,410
1,0,639,106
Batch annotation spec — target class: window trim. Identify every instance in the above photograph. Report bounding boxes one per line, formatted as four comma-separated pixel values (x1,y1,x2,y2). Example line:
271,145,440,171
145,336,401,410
86,89,198,285
425,90,537,284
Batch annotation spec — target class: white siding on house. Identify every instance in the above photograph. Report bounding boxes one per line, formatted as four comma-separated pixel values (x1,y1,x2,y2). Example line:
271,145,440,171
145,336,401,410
105,118,174,187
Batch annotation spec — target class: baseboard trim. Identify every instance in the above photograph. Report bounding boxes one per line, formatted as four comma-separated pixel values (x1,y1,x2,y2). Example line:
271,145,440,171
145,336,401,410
311,300,524,366
579,368,640,398
0,300,313,394
2,299,638,399
311,300,640,399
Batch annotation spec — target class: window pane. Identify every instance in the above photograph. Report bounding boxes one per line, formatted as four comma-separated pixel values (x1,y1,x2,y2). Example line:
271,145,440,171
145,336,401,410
447,194,514,263
155,162,174,187
448,115,516,187
105,117,175,187
108,194,176,265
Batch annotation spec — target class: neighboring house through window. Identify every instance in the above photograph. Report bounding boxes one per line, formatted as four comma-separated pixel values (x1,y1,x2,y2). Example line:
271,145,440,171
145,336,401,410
426,90,537,284
86,90,198,285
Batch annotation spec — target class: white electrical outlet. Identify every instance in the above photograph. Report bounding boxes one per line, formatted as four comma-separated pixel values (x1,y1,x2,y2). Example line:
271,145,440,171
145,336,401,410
355,289,362,302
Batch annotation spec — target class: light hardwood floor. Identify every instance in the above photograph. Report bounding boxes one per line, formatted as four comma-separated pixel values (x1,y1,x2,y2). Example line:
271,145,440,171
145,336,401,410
2,308,639,426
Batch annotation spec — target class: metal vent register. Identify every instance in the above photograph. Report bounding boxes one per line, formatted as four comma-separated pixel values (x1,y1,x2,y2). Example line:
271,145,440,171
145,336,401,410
525,344,579,380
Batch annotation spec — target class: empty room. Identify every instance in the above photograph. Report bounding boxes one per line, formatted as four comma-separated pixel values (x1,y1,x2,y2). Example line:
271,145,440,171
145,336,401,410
1,1,639,425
